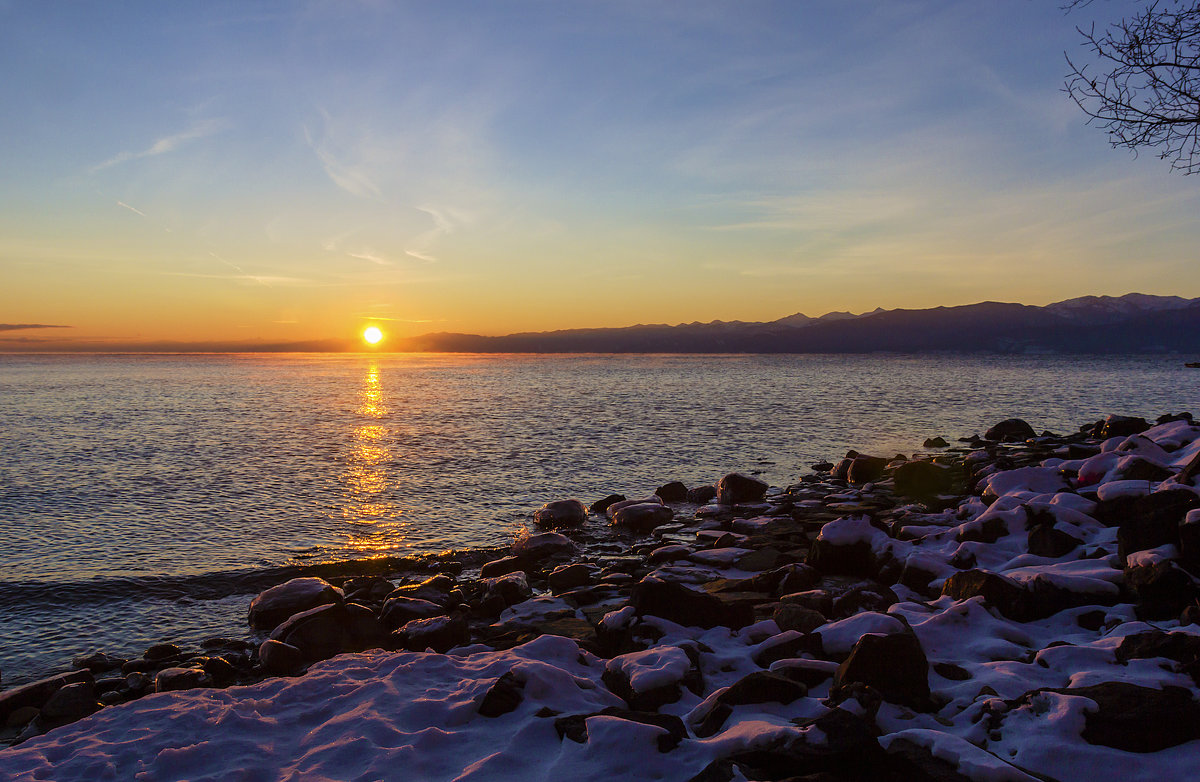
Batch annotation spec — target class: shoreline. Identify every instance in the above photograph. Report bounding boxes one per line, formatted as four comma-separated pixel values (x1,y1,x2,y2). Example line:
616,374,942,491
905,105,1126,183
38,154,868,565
2,412,1200,779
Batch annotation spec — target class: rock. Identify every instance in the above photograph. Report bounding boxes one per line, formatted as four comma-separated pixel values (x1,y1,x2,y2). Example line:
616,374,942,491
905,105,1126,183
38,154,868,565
1180,509,1200,571
834,632,930,709
716,473,768,505
589,494,626,514
654,481,689,503
38,682,99,723
846,455,887,485
1113,489,1200,560
1127,561,1198,620
686,485,717,504
647,544,692,565
753,631,825,667
5,706,39,729
772,603,826,634
984,418,1036,442
478,672,524,717
479,556,525,579
71,651,127,673
393,614,469,653
270,603,356,661
923,436,949,448
555,708,687,753
602,646,696,711
941,569,1028,621
611,503,674,532
631,578,754,630
771,564,820,596
385,574,458,606
1027,523,1083,558
483,571,532,607
693,671,807,737
547,563,593,593
892,460,953,498
533,499,587,529
143,643,182,661
154,667,209,693
606,496,663,518
0,670,93,725
779,589,834,618
807,537,878,579
248,577,343,632
1056,682,1200,752
1097,414,1150,439
511,532,577,564
258,639,306,677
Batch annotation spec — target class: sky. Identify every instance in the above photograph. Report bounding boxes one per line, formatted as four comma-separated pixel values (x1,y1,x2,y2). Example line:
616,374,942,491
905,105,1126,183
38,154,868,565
1,0,1198,350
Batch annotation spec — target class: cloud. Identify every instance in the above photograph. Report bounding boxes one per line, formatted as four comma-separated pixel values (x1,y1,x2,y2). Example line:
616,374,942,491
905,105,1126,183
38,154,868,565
116,201,148,217
0,323,71,331
90,119,229,173
302,112,383,199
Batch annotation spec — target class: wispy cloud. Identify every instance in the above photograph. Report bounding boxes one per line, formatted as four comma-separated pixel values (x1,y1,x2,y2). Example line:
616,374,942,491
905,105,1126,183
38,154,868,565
302,111,383,199
90,119,229,173
0,323,72,331
116,201,148,217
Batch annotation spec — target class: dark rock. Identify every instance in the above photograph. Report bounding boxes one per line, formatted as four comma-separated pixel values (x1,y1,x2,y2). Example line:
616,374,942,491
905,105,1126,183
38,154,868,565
717,473,768,505
1126,561,1198,620
779,589,834,618
834,632,931,710
343,602,387,650
932,662,971,681
647,544,692,565
631,579,754,629
611,503,674,532
270,603,352,661
533,499,588,529
555,708,687,753
893,460,953,498
482,571,532,607
923,436,949,448
941,569,1028,621
1114,630,1200,671
0,670,93,724
832,584,897,618
735,547,790,572
200,656,237,685
1059,682,1200,752
753,632,824,667
654,481,689,503
1076,610,1107,630
771,563,820,596
380,596,447,631
846,455,887,485
1027,523,1083,559
807,538,877,579
1098,414,1150,439
547,563,593,593
694,671,807,738
1180,510,1200,571
589,494,626,514
71,651,127,673
248,577,343,632
154,667,209,693
511,532,577,565
1113,456,1173,483
258,639,306,677
478,672,524,717
773,603,826,634
985,418,1036,442
38,682,99,723
144,643,182,661
1113,490,1200,560
393,614,469,653
479,556,525,579
687,485,718,504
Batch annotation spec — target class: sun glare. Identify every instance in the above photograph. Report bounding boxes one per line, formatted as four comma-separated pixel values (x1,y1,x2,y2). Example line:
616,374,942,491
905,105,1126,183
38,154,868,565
362,326,384,346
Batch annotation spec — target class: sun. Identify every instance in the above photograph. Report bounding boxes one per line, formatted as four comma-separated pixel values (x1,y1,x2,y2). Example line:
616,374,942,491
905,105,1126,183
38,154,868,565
362,326,384,346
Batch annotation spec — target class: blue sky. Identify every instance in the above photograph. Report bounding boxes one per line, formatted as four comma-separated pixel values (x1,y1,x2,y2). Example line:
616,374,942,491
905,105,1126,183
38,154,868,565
1,1,1197,346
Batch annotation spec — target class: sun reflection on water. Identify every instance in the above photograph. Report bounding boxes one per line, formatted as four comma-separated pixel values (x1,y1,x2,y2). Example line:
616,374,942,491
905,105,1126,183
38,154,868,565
340,360,406,552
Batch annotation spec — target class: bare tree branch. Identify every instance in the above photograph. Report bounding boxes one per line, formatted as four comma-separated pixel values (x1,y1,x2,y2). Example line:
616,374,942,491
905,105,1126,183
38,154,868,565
1065,0,1200,174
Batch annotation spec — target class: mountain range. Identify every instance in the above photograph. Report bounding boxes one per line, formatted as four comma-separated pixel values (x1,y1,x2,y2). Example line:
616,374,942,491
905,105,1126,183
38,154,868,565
395,294,1200,354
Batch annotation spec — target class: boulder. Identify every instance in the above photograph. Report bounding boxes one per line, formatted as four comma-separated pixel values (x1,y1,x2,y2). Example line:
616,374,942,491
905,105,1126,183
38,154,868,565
154,667,209,693
984,418,1036,442
479,556,525,579
606,496,663,518
547,563,593,593
654,481,689,503
846,455,887,485
892,460,953,498
477,672,524,718
693,671,807,737
511,532,577,565
772,603,826,634
611,503,674,532
1058,682,1200,752
602,646,697,711
380,595,446,631
0,670,93,724
923,436,949,448
941,569,1028,621
248,577,343,632
533,499,588,529
269,603,354,661
143,643,182,661
1097,414,1150,439
834,631,930,709
258,639,306,677
631,578,754,629
589,494,626,514
832,584,897,618
1126,561,1198,620
554,709,687,753
482,571,532,607
392,614,469,653
687,485,717,504
1113,490,1200,560
716,473,768,505
37,681,100,723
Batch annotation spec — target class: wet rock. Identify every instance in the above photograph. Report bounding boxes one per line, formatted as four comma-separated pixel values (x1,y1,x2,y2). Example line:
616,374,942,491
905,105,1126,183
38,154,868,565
248,577,343,632
71,651,127,673
647,544,692,565
589,494,626,514
923,436,949,448
38,682,99,723
984,418,1036,442
482,571,532,607
716,473,768,505
892,460,953,498
0,670,93,725
155,667,210,693
654,482,689,503
834,631,931,710
846,455,887,485
533,499,588,529
258,639,306,677
270,603,355,661
611,503,674,532
478,672,524,717
479,556,525,579
547,563,593,593
511,532,577,565
143,643,182,661
686,485,717,504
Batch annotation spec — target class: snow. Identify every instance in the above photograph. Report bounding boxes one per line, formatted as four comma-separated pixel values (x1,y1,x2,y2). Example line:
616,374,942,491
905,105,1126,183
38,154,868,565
605,647,692,694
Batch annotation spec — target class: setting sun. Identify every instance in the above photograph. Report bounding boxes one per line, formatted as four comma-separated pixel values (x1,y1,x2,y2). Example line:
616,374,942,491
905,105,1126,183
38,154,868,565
362,326,384,345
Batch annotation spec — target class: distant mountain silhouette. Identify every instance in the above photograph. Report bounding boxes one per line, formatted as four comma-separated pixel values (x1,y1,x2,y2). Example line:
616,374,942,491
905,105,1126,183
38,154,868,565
396,294,1200,354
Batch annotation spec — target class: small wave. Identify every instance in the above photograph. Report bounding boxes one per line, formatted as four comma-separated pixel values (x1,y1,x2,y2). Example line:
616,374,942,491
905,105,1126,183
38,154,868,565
0,547,508,608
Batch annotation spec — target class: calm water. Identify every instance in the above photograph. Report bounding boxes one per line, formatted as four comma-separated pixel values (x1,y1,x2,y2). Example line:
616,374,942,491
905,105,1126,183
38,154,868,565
1,353,1197,684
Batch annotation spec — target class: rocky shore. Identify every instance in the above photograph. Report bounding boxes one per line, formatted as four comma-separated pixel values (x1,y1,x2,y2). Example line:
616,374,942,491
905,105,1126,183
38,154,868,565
3,412,1200,780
